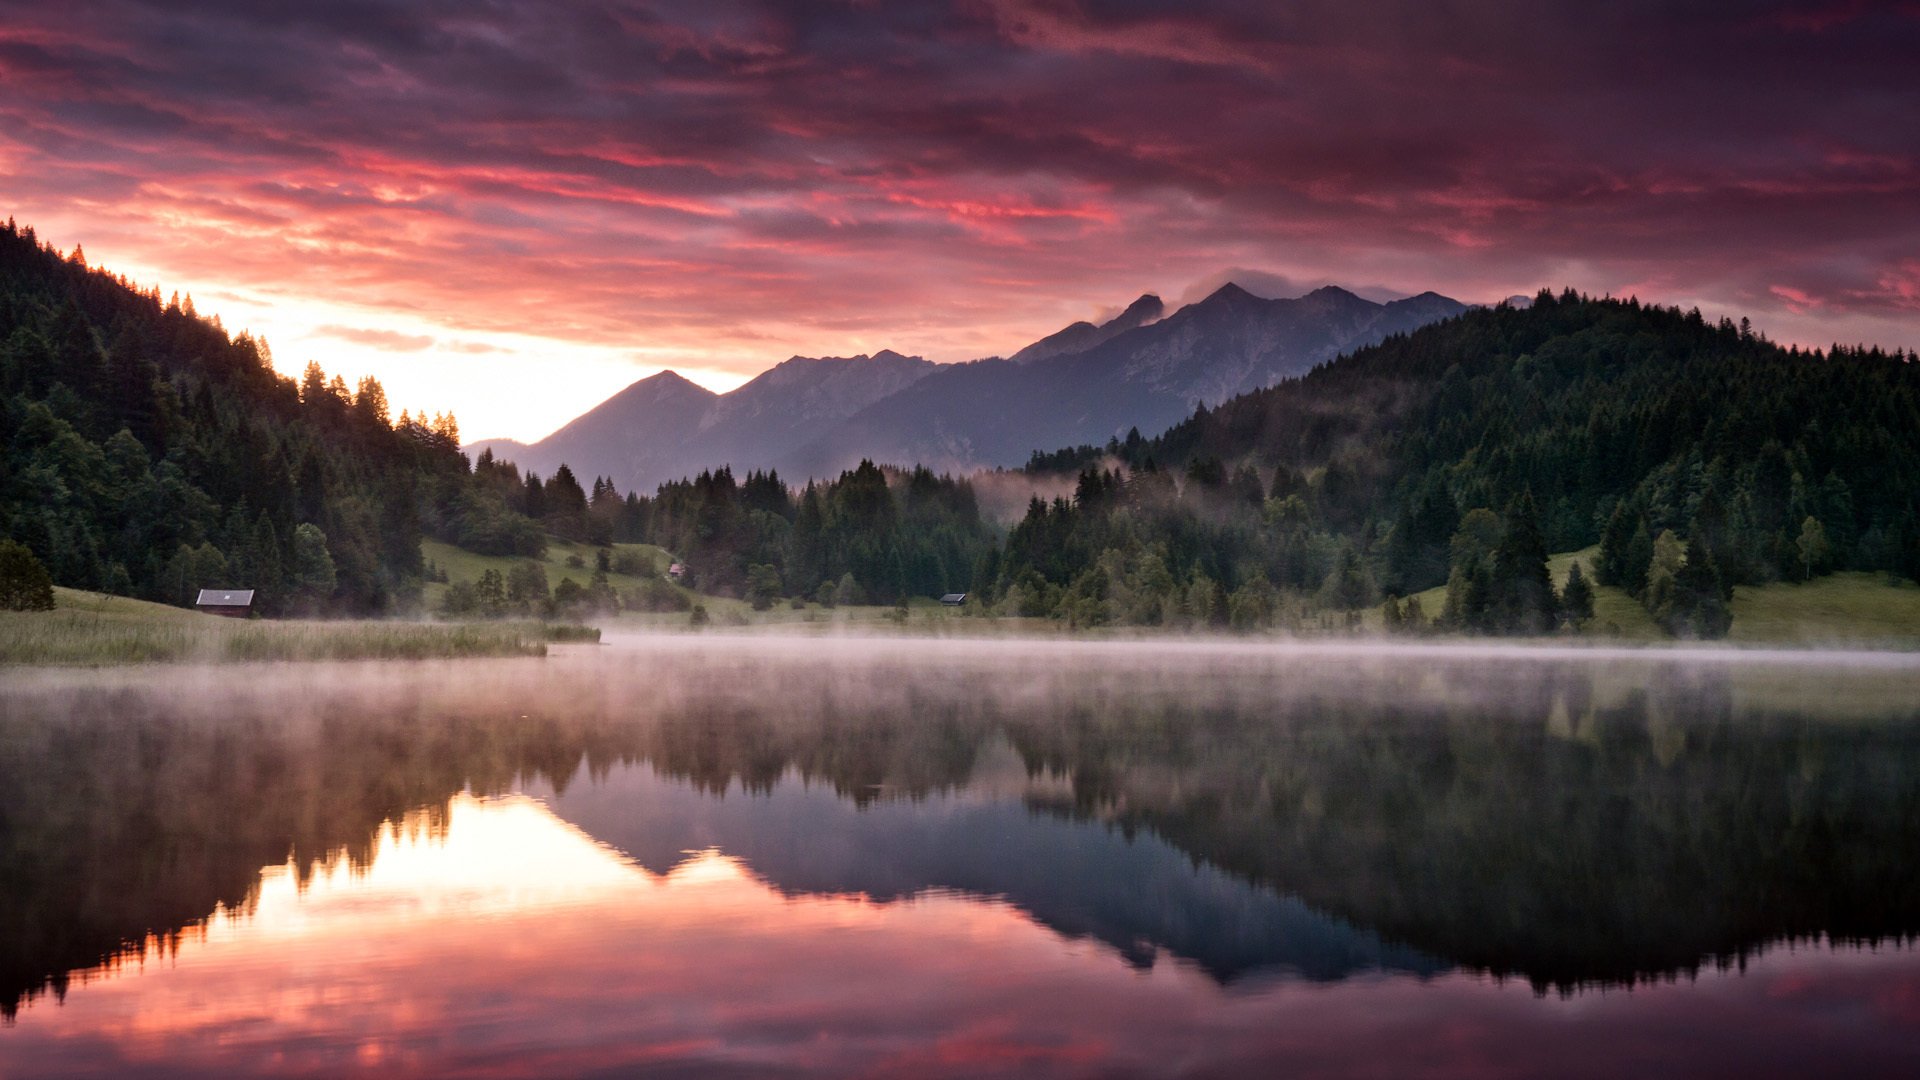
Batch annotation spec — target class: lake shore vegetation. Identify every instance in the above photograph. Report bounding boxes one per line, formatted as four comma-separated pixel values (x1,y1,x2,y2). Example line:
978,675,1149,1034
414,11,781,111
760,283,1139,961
0,588,589,666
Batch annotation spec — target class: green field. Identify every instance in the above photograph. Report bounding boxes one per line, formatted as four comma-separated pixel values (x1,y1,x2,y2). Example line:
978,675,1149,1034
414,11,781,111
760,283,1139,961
0,587,562,666
422,536,966,628
1368,546,1919,644
604,594,1005,632
1729,572,1920,646
1377,545,1658,639
421,537,678,608
426,532,1918,643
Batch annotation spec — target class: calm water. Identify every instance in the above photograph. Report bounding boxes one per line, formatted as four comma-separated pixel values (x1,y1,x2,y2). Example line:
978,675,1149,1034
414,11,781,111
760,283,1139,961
3,637,1919,1078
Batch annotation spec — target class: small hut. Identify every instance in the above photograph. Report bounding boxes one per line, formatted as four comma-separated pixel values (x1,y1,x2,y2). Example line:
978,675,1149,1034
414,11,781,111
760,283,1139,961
195,589,255,618
939,592,967,607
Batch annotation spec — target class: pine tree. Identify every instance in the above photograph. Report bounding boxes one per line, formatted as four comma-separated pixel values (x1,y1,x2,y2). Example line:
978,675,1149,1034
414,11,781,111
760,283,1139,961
1324,548,1372,611
1490,490,1556,634
1560,561,1596,630
1596,502,1635,587
1664,538,1732,638
1623,517,1656,594
290,524,337,610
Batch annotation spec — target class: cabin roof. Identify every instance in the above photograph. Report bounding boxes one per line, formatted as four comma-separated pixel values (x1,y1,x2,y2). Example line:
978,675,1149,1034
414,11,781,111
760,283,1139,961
940,593,967,603
196,589,255,606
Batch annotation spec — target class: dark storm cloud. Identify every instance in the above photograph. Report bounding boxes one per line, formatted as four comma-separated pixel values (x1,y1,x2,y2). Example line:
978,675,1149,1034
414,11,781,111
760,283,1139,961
2,0,1917,363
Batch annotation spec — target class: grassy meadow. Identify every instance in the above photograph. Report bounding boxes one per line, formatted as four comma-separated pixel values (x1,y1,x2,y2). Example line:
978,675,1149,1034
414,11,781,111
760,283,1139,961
0,587,582,666
1350,545,1918,646
1728,573,1920,647
15,537,1911,667
1373,546,1660,640
423,536,985,630
421,537,677,608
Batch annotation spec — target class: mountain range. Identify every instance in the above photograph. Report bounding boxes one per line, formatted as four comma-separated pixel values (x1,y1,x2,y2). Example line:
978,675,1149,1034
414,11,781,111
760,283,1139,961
469,283,1468,489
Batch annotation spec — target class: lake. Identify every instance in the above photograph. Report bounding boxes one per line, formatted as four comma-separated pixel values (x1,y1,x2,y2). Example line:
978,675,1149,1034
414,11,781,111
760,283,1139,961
3,637,1919,1078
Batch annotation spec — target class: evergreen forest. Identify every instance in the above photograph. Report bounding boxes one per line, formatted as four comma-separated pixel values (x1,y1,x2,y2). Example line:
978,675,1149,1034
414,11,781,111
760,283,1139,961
6,219,1918,639
997,290,1920,635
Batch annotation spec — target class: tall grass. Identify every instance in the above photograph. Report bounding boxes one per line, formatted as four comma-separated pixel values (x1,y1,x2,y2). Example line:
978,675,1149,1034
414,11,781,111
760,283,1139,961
0,609,571,666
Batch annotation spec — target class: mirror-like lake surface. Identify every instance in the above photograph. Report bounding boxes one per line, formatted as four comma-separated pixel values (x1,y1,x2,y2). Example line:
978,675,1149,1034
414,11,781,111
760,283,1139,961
3,637,1919,1077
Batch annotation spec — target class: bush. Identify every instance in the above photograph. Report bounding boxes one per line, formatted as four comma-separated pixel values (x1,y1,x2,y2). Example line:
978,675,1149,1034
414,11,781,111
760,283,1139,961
625,577,691,612
0,540,56,611
438,580,479,617
506,561,550,612
611,549,655,576
833,572,864,607
747,563,782,611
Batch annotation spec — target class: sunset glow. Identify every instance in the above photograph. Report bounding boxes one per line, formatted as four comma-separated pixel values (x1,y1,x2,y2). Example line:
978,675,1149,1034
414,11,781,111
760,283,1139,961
8,781,1919,1078
3,2,1917,440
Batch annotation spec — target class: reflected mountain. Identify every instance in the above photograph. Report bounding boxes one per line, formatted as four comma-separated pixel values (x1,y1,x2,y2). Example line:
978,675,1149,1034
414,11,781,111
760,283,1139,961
532,754,1447,984
4,643,1919,1018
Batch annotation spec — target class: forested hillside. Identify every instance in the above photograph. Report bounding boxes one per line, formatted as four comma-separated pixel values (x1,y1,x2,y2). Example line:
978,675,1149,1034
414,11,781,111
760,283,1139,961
0,219,998,618
997,291,1920,633
10,218,1915,636
0,219,531,614
464,450,992,606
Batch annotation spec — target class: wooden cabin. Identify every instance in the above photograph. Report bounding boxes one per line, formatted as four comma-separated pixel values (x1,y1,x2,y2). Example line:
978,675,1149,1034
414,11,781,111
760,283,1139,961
940,592,967,607
195,589,255,618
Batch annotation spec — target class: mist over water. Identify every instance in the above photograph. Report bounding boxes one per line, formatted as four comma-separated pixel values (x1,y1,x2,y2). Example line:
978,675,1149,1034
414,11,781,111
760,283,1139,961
3,636,1919,1077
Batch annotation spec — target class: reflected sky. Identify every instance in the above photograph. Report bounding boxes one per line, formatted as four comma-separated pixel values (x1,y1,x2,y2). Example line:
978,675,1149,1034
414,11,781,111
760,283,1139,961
2,639,1919,1077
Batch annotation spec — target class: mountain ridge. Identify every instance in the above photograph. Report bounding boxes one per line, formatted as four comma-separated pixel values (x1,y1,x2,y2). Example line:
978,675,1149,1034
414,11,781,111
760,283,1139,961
468,283,1468,489
1009,293,1166,365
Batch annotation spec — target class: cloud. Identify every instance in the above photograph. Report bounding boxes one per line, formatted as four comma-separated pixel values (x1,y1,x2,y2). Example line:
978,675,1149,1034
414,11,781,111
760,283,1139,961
1,0,1916,440
313,325,435,352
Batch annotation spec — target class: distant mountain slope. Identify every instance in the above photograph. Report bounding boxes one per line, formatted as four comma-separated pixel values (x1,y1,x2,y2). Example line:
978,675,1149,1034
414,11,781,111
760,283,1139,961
466,350,935,486
684,349,935,463
785,285,1467,478
474,370,718,484
1001,290,1920,604
1009,293,1164,364
474,283,1465,490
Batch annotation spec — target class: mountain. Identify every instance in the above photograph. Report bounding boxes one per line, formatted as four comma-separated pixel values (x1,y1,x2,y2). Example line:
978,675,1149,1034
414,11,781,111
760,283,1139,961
477,284,1466,490
536,756,1445,985
1008,293,1164,364
685,349,936,463
469,351,935,486
986,289,1920,626
783,284,1468,478
468,369,718,486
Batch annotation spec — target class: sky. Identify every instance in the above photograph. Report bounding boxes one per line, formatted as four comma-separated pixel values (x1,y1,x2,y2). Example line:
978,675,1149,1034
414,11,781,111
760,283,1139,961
2,0,1917,442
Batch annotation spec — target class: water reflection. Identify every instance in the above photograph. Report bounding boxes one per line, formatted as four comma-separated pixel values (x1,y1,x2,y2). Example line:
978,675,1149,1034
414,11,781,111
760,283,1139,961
2,639,1919,1076
532,757,1447,984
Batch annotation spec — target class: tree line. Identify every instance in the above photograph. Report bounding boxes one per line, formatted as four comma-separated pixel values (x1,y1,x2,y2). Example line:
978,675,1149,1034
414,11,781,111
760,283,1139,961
0,219,533,614
8,215,1916,636
456,452,995,607
983,290,1919,636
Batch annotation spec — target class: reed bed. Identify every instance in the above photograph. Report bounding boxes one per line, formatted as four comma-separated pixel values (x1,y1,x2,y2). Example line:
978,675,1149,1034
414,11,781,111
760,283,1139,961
0,607,593,666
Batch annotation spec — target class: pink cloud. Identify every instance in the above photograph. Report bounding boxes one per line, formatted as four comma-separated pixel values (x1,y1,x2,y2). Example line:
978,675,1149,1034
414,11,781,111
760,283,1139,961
0,0,1915,438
